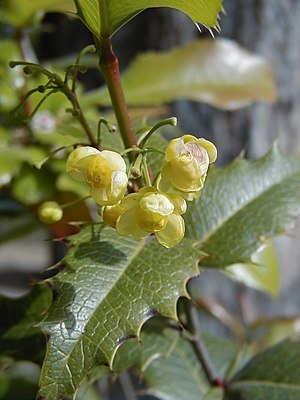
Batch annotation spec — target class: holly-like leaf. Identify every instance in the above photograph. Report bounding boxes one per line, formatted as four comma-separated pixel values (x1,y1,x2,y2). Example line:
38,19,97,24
74,0,224,38
0,285,52,365
95,39,277,110
226,339,300,400
38,227,199,399
185,145,300,269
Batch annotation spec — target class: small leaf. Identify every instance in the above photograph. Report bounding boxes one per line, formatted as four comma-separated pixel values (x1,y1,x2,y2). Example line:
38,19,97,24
227,339,300,400
225,242,280,295
185,145,300,268
95,39,277,110
0,285,52,365
38,226,199,399
74,0,224,38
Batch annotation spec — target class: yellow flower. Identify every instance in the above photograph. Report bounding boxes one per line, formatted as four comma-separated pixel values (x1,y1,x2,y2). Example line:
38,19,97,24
85,150,128,205
66,146,101,182
66,147,128,206
112,187,186,248
38,201,63,224
157,135,217,200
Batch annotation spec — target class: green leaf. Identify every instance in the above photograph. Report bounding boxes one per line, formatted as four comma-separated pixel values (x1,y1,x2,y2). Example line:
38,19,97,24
185,145,300,268
38,226,199,399
0,0,75,27
74,0,224,38
225,242,280,295
115,318,238,400
0,285,52,365
93,39,277,110
226,339,300,400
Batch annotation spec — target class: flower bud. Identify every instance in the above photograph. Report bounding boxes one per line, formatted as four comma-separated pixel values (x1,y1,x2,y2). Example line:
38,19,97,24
38,201,63,224
157,135,217,200
115,187,186,248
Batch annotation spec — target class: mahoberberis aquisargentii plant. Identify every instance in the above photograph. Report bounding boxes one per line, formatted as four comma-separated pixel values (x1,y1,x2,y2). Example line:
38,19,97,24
2,1,300,400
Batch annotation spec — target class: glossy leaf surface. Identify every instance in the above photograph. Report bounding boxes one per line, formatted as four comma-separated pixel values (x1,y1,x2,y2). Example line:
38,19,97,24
186,145,300,268
74,0,224,38
38,227,199,399
225,242,280,295
95,39,277,110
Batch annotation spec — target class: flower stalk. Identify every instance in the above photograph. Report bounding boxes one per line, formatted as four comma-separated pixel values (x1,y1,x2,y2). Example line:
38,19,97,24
97,36,138,154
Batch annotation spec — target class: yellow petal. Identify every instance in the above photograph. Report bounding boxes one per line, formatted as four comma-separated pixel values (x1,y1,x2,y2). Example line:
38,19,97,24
101,150,127,172
103,203,123,228
137,208,168,232
168,157,201,191
182,134,197,143
166,193,187,215
66,146,100,182
120,192,142,210
139,193,174,216
196,138,217,163
164,137,185,162
116,208,148,239
85,155,113,189
156,213,185,248
110,170,128,199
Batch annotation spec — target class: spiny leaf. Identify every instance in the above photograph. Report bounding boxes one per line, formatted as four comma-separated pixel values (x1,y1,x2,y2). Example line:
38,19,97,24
95,39,277,110
185,144,300,268
38,227,199,399
226,339,300,400
74,0,224,38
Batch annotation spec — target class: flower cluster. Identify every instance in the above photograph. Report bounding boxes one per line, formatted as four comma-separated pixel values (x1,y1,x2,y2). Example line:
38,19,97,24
66,135,216,248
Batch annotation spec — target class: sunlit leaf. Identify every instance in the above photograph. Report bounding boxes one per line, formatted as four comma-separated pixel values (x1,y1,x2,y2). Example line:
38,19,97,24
225,242,280,295
74,0,224,38
94,39,277,110
186,145,300,268
38,227,199,399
